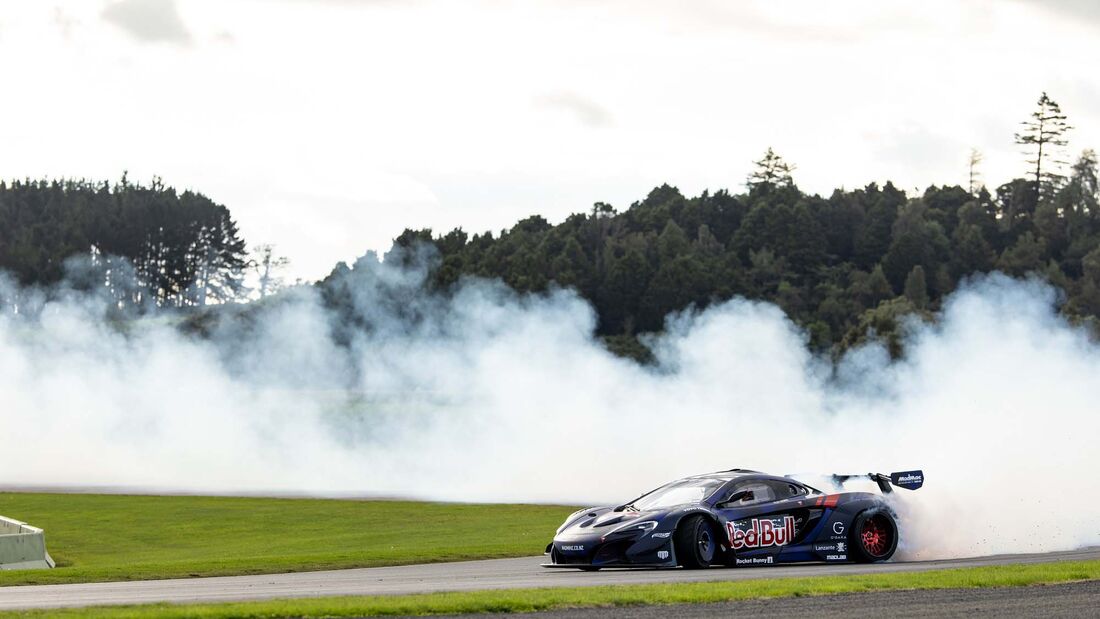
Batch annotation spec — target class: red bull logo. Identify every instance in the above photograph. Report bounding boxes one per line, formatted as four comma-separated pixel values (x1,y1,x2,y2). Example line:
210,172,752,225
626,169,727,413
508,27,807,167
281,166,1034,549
726,516,796,550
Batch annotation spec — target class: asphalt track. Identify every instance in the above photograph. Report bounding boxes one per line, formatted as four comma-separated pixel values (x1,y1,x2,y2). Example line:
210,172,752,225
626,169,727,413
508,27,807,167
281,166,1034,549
443,581,1100,619
0,547,1097,610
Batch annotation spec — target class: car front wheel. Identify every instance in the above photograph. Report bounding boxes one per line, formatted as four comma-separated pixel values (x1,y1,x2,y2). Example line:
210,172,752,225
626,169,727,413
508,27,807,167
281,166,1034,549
674,515,716,569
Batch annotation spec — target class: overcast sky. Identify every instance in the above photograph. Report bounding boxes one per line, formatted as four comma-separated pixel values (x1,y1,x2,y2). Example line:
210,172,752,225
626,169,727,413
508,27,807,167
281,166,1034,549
2,1,1098,280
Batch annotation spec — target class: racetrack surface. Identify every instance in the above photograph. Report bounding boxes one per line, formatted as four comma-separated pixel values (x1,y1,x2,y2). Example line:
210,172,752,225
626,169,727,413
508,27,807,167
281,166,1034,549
0,548,1097,610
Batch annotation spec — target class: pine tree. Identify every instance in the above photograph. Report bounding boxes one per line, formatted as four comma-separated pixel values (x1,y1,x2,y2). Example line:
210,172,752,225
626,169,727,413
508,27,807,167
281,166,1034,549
951,224,996,276
1059,149,1099,221
997,232,1044,276
903,265,929,309
550,237,593,290
657,220,690,263
747,148,795,190
866,265,894,306
1015,92,1072,201
694,224,722,256
968,148,983,195
601,248,651,334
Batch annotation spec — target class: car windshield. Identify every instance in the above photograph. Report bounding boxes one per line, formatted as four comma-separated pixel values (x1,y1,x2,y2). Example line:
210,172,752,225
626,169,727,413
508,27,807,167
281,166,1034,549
629,478,726,511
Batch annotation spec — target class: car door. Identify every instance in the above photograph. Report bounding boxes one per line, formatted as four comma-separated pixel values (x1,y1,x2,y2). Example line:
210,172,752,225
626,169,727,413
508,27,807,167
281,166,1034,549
716,480,804,565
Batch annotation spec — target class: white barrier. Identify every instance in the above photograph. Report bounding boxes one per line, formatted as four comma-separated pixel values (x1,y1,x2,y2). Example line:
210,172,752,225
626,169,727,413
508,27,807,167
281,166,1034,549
0,515,55,570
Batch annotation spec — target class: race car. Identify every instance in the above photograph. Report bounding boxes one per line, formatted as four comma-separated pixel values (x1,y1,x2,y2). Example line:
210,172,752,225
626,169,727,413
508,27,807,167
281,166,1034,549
544,468,922,570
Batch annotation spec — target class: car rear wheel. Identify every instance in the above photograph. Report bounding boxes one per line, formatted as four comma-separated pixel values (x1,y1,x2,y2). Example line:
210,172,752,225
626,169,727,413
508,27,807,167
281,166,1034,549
674,515,716,569
850,510,898,563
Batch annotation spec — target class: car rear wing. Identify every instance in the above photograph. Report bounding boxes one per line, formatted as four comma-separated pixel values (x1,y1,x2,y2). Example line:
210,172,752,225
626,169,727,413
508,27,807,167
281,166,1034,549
830,470,924,493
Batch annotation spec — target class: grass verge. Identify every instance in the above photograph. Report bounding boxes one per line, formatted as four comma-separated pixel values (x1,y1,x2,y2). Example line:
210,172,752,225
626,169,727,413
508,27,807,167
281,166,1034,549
4,559,1100,618
0,493,575,586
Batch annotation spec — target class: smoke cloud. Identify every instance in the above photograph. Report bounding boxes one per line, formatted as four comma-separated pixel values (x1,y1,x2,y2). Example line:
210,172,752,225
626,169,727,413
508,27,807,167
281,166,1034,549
1,248,1098,560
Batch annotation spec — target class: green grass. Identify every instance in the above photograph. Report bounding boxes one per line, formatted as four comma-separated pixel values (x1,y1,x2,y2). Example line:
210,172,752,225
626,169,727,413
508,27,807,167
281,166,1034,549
4,559,1099,618
0,493,575,587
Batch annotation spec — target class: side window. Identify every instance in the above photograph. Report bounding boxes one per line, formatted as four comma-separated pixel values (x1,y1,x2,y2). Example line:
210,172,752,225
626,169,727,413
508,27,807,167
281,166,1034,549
767,481,806,499
723,482,776,506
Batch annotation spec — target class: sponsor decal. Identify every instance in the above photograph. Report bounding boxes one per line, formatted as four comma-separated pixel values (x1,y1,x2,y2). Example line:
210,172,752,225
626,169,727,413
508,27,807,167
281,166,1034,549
657,550,669,560
735,556,774,565
651,532,672,538
560,545,584,552
826,554,847,561
891,470,924,489
816,541,847,554
832,521,845,535
726,516,796,550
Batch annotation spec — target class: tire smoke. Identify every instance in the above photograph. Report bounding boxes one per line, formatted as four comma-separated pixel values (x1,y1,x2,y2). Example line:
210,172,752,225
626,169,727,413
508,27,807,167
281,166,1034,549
1,249,1097,559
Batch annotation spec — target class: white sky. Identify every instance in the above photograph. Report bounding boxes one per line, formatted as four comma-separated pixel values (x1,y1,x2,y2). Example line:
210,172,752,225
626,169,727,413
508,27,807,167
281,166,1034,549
2,0,1098,281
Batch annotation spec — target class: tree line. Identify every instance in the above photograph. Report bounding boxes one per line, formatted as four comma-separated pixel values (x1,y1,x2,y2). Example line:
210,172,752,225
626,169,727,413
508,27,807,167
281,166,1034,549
349,93,1100,357
0,175,248,308
2,93,1099,359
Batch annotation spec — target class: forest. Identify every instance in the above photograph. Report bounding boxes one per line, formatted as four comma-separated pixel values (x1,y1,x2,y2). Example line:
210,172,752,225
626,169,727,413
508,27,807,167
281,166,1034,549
328,93,1100,357
2,93,1099,358
0,174,247,308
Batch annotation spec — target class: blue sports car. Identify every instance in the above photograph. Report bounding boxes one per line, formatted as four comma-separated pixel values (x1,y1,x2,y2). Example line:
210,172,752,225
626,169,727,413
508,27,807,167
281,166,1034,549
544,468,923,569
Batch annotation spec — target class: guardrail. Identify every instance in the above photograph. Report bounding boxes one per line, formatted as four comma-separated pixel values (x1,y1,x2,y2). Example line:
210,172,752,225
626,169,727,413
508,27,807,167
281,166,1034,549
0,515,55,570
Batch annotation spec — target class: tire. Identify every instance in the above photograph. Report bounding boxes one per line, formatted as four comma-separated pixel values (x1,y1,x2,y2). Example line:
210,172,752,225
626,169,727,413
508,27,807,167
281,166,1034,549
850,509,898,563
674,515,717,569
